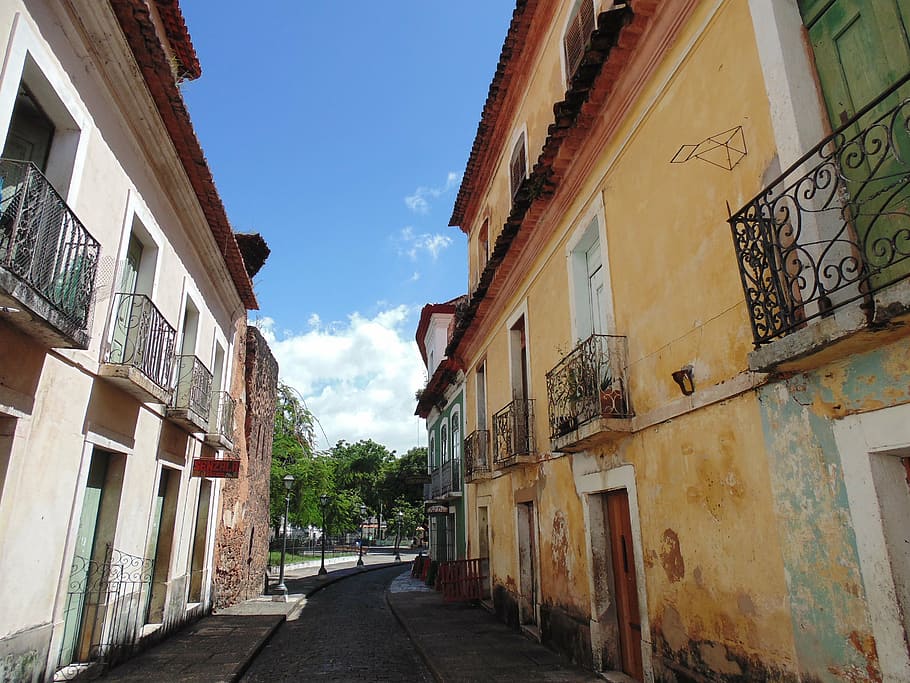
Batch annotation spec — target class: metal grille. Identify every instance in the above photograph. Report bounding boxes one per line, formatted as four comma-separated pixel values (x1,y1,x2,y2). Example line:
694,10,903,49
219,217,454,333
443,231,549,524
173,355,213,419
545,334,631,439
55,546,154,677
106,293,176,392
0,159,100,334
729,74,910,346
209,391,236,441
464,430,490,478
492,399,535,465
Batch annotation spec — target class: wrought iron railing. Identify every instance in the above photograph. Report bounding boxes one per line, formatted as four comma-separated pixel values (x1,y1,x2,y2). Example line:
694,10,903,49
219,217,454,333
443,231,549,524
546,334,631,439
729,75,910,346
172,355,213,419
464,430,490,478
439,456,462,496
55,545,154,676
428,466,442,499
106,293,176,392
492,399,535,465
0,159,100,335
208,391,236,442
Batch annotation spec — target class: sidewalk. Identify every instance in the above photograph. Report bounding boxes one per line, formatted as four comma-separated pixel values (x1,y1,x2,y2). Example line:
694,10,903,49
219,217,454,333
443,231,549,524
102,550,609,682
387,573,605,683
101,550,409,682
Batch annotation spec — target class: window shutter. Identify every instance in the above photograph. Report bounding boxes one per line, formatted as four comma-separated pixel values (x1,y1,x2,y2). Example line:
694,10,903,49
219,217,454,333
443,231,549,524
564,0,596,82
510,135,526,199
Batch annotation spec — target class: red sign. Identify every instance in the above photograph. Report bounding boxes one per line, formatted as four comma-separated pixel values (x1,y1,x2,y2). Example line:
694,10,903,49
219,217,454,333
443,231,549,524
192,458,240,478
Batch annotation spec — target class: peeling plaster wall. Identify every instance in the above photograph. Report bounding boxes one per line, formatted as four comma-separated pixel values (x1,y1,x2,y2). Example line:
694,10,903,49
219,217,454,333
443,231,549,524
757,335,910,682
462,0,805,679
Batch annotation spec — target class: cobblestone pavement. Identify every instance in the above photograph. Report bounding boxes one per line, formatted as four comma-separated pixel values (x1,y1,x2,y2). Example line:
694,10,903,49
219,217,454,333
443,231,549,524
241,565,432,682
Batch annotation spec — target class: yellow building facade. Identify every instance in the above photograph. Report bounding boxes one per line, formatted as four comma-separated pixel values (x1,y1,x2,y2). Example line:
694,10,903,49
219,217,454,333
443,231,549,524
451,1,910,681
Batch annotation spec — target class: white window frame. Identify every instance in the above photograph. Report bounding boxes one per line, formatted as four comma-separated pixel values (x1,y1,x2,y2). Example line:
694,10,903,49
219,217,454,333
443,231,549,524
507,125,529,200
565,197,615,342
0,14,91,204
506,300,532,402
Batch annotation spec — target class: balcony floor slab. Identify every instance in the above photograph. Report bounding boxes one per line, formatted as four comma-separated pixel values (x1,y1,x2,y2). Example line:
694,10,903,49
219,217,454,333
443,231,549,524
0,270,88,349
551,417,633,454
99,363,171,404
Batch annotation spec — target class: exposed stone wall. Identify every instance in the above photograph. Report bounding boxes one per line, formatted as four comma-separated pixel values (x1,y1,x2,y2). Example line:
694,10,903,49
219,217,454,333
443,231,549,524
212,322,278,609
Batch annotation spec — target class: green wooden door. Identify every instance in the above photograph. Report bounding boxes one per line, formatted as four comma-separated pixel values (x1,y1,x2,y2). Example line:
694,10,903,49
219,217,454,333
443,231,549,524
800,0,910,288
59,453,109,665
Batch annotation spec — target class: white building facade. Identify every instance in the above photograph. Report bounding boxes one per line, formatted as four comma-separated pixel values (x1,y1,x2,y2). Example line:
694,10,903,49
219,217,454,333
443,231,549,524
0,1,257,679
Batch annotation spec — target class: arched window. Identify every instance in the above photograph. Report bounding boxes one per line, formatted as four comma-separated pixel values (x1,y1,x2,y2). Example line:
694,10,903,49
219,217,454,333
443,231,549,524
441,423,449,463
451,408,461,462
429,434,437,470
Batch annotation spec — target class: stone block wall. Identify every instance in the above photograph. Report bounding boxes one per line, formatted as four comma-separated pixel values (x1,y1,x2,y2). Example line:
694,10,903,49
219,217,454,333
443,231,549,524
212,322,278,608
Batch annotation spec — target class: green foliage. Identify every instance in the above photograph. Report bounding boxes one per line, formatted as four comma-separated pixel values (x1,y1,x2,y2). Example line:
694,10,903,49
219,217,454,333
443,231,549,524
270,390,428,541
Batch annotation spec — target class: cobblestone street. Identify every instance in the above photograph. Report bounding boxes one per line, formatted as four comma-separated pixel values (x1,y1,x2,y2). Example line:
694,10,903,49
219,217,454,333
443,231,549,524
241,566,432,682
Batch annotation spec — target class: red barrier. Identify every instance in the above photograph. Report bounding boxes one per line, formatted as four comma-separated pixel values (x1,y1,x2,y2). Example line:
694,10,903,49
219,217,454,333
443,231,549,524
438,558,487,602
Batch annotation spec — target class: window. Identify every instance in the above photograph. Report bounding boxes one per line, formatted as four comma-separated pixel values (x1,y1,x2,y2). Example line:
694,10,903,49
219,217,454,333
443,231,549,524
476,362,488,431
510,133,527,199
441,423,449,463
1,55,84,199
451,409,461,462
478,219,490,274
568,213,613,340
564,0,596,83
429,434,436,470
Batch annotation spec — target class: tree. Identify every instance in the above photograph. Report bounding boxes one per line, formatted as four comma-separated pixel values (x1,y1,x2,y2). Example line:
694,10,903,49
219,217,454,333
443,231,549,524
270,383,328,536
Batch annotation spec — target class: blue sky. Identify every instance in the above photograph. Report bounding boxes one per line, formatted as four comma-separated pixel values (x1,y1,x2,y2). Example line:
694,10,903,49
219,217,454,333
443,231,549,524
179,3,515,454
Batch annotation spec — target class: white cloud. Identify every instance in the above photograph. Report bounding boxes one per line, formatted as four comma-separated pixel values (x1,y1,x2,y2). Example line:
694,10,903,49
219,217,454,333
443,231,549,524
396,227,453,261
404,171,461,214
254,306,427,455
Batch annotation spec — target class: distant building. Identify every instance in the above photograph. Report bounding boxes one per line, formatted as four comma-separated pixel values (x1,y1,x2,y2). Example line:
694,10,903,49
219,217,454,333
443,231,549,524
415,297,466,563
448,1,910,681
0,1,270,678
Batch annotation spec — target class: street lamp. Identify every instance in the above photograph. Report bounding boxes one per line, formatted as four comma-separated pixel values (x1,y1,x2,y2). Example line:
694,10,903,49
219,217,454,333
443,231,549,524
357,503,366,567
394,510,404,563
318,494,329,576
274,474,294,600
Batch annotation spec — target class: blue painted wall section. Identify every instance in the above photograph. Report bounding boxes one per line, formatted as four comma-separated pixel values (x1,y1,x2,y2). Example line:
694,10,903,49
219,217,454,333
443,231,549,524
756,335,910,681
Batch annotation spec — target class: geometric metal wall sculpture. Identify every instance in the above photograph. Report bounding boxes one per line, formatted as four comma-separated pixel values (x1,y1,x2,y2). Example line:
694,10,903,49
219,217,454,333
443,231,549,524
671,125,746,171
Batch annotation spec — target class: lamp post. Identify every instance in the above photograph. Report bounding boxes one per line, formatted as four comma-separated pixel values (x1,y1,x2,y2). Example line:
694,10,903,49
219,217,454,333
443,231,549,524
274,474,294,600
394,510,404,563
357,503,366,567
318,494,329,576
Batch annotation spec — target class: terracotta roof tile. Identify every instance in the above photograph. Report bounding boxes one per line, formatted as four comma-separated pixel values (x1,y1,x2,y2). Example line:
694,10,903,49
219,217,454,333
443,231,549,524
110,0,258,309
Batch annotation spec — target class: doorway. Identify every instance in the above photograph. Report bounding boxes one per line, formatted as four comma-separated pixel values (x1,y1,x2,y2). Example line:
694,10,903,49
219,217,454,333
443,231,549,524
516,501,538,629
146,467,180,624
187,479,212,603
478,505,492,599
604,490,644,680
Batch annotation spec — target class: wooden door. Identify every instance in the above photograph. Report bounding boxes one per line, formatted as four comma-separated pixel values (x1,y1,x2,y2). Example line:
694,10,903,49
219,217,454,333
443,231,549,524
60,452,109,665
606,490,643,680
800,0,910,288
517,502,537,625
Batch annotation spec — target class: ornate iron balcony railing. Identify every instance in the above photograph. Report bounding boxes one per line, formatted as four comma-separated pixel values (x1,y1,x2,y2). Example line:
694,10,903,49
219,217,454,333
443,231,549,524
440,456,462,496
464,430,490,478
546,334,631,439
0,159,100,335
173,355,213,419
729,75,910,346
209,391,236,443
106,293,177,391
492,399,535,465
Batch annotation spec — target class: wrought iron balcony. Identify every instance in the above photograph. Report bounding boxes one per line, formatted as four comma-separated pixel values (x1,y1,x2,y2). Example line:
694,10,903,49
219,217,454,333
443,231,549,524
204,391,236,450
431,457,462,499
100,293,176,403
729,76,910,348
0,159,100,348
168,355,213,433
546,334,632,452
492,399,536,467
464,430,491,481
